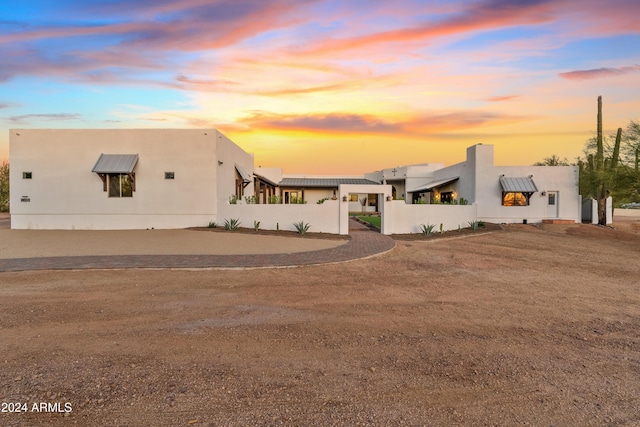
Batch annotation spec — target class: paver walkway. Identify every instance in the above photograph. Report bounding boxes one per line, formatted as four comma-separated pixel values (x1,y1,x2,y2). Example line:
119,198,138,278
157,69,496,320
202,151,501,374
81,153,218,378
0,220,395,272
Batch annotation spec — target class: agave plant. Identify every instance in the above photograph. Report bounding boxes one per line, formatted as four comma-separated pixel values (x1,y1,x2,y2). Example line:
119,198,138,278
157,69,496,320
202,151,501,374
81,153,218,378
293,221,311,235
419,223,435,236
224,218,241,231
468,220,485,230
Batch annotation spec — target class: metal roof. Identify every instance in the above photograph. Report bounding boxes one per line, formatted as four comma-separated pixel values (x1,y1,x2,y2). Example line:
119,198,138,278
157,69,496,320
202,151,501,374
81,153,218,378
499,176,538,193
279,178,380,188
92,154,138,173
235,164,253,183
410,177,459,193
253,172,279,187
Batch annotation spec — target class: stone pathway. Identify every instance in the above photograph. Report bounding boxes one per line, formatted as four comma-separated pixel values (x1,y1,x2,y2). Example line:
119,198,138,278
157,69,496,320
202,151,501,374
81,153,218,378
0,220,395,272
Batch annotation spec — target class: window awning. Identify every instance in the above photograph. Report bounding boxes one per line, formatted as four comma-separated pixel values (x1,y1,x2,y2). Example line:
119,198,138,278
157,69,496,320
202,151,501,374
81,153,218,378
410,177,459,193
92,154,139,173
499,176,538,193
235,164,252,183
253,172,279,187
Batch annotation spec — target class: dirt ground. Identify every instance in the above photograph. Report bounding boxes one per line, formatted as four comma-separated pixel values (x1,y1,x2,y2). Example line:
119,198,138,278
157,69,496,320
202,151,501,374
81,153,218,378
1,218,640,426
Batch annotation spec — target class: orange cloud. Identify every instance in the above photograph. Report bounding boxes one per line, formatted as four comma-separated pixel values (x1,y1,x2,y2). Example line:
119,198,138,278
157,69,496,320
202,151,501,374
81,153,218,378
559,65,640,80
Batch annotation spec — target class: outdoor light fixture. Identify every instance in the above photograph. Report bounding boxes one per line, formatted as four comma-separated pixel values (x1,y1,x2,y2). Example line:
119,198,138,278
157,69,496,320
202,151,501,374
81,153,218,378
386,196,392,201
541,191,546,196
342,196,348,202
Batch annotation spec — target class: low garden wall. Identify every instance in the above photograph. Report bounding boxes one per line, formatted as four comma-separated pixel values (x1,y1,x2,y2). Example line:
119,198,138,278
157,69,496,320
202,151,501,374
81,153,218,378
389,202,478,234
217,200,340,234
615,208,640,218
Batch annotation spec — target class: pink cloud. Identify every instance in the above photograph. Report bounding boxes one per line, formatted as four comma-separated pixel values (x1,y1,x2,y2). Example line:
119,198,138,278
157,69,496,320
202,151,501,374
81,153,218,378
241,112,400,134
559,65,640,80
297,0,556,56
485,95,520,102
6,113,81,124
0,1,312,52
238,110,529,134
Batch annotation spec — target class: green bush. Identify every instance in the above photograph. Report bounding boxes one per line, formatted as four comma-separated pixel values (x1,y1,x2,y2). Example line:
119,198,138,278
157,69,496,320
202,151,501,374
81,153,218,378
207,221,217,228
0,161,9,212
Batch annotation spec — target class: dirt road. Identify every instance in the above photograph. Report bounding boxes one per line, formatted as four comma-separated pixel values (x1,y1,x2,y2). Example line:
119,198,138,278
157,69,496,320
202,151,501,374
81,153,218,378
1,220,640,426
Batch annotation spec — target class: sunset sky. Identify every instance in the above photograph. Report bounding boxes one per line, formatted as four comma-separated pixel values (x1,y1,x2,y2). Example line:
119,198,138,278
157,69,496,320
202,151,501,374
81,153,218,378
1,0,639,174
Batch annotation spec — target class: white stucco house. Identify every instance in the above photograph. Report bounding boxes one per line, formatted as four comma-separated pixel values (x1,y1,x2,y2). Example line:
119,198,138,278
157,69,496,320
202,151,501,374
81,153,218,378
9,129,254,229
365,144,581,224
9,129,581,231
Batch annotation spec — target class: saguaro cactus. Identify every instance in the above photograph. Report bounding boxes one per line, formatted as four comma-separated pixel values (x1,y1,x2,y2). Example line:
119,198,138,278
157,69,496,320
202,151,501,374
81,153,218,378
588,96,622,225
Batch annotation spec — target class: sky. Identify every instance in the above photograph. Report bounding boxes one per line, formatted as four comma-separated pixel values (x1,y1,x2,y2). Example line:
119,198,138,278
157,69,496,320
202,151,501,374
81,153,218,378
1,0,639,174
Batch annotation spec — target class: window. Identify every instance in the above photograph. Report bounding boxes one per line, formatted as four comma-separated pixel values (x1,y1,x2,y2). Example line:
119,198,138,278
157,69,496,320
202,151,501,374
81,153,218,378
502,192,529,206
23,172,32,179
165,172,175,179
349,194,359,202
440,191,453,204
108,174,133,198
548,193,556,205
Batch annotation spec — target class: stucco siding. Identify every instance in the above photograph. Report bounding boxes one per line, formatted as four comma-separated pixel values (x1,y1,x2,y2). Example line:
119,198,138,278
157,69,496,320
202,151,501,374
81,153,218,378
10,129,221,229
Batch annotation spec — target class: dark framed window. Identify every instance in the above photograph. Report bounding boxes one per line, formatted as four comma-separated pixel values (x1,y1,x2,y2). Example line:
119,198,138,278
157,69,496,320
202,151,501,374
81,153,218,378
548,193,556,205
502,192,530,206
440,191,453,204
165,172,175,179
108,174,133,198
23,172,32,179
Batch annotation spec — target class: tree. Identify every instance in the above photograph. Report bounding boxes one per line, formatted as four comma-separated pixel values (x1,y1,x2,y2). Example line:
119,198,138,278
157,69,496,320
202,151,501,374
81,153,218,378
533,155,570,166
579,118,640,206
0,161,9,212
621,120,640,171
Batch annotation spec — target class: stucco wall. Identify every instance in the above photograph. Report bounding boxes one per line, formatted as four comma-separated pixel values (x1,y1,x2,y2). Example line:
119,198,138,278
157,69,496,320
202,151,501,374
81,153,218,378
216,131,255,205
427,145,580,224
475,165,580,223
614,208,640,218
217,200,340,234
9,129,237,229
389,202,477,234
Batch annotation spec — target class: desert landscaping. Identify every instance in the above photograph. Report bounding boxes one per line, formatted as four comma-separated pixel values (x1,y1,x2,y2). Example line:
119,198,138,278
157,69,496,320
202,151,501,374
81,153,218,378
1,214,640,426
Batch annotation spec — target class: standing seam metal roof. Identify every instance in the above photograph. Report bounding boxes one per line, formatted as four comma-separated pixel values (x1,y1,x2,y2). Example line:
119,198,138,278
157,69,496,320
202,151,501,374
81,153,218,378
92,154,139,173
410,177,459,192
235,164,253,183
279,178,380,187
499,176,538,193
